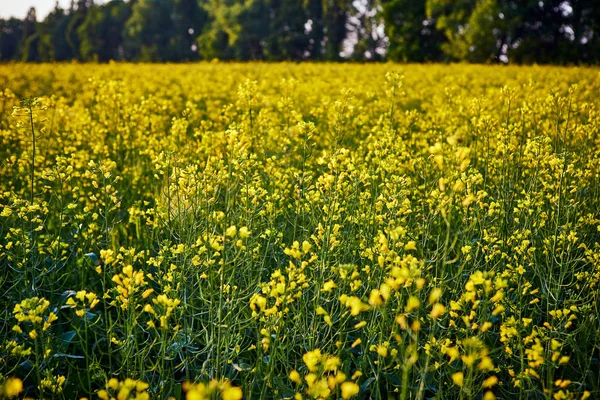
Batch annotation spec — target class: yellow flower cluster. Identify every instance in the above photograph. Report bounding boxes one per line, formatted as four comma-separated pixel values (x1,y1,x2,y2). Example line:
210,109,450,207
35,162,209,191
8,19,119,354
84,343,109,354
66,290,100,317
0,63,599,399
39,375,66,395
250,241,312,318
111,264,148,310
143,294,181,330
12,297,57,339
98,378,150,400
289,349,360,399
183,379,242,400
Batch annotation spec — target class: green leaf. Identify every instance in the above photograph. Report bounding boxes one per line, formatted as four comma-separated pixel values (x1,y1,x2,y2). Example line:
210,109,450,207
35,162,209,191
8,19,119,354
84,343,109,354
58,330,77,344
360,377,376,392
54,353,85,359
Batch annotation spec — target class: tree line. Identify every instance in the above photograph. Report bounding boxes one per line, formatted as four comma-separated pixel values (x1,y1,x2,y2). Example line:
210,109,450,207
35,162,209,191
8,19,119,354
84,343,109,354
1,0,598,64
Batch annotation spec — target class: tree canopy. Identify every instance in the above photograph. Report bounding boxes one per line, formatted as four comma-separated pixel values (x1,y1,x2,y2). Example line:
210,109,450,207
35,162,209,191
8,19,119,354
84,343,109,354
0,0,597,63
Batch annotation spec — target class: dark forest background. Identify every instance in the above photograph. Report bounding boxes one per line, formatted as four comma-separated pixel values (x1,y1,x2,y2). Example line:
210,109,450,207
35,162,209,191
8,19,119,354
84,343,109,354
1,0,599,63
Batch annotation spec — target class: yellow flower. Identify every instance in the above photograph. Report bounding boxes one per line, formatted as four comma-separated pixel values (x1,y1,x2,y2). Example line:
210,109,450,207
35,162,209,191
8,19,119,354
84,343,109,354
341,382,360,399
4,378,23,398
323,356,341,371
429,288,443,304
322,280,337,292
307,378,330,398
430,303,446,318
462,193,476,207
289,370,302,385
482,376,498,388
238,226,251,238
107,378,119,390
551,339,561,351
368,289,384,307
302,240,312,253
376,345,388,357
478,357,494,371
303,349,322,372
340,295,370,316
452,372,464,387
446,347,459,362
483,391,496,400
225,225,237,237
221,385,242,400
354,321,366,329
492,305,505,316
406,296,420,312
558,356,570,365
404,241,417,251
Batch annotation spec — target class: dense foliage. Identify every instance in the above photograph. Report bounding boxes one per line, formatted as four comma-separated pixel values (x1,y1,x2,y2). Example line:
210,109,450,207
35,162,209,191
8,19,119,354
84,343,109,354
0,63,600,399
1,0,599,63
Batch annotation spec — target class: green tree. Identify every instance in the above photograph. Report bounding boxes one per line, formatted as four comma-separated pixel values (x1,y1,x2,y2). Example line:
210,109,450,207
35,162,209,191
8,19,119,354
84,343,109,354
346,0,388,61
425,0,600,64
171,0,207,61
506,0,600,64
125,0,204,61
77,0,131,61
382,0,444,61
197,0,270,60
0,18,23,61
574,0,600,63
301,0,351,60
322,0,349,60
303,0,325,59
37,3,73,61
426,0,504,62
284,0,351,60
264,0,310,60
124,0,174,61
66,0,94,60
21,7,40,62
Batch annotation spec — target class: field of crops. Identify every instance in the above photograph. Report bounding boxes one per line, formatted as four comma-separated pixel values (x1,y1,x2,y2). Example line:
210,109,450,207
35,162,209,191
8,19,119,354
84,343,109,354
0,63,599,400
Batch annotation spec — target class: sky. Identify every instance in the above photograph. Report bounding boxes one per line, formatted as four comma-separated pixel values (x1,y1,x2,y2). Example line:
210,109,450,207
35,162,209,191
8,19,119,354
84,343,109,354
0,0,103,19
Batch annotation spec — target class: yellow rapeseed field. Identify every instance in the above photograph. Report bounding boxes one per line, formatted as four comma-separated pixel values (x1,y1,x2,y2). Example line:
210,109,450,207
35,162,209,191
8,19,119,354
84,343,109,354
0,63,599,400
